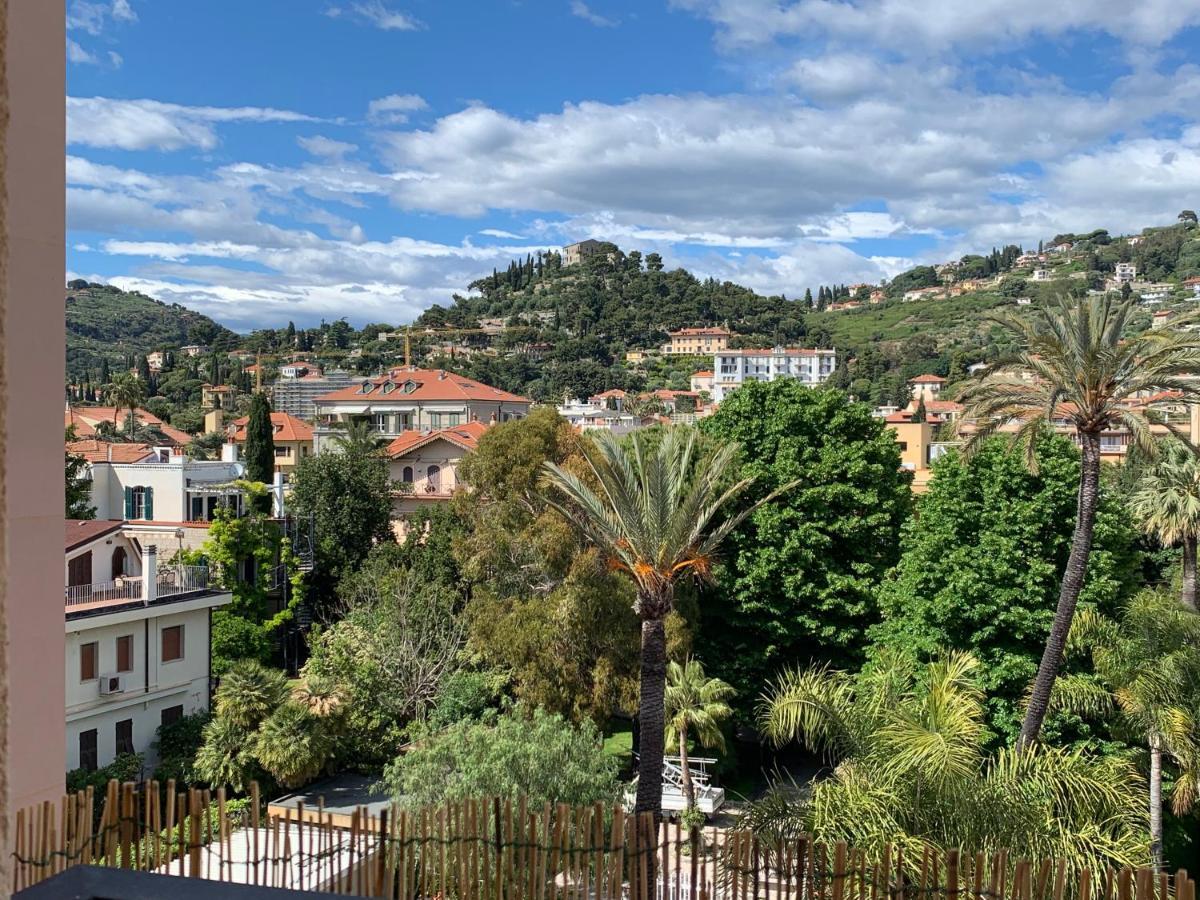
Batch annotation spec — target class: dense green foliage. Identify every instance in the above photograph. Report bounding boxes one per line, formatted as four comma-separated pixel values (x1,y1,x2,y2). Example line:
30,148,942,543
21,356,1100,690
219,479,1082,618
700,381,912,702
243,392,276,489
871,436,1142,740
152,711,211,785
381,706,620,809
66,452,95,518
66,752,143,794
66,281,236,380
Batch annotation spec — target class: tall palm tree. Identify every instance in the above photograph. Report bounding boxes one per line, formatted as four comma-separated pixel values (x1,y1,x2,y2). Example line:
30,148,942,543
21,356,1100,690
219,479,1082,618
1052,591,1200,869
956,293,1200,748
332,418,388,456
104,372,147,437
1129,439,1200,610
752,651,1149,875
542,427,791,817
664,658,734,814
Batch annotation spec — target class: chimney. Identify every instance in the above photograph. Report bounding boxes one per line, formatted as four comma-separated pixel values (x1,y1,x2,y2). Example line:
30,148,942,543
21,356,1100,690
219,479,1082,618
142,544,157,604
437,370,446,380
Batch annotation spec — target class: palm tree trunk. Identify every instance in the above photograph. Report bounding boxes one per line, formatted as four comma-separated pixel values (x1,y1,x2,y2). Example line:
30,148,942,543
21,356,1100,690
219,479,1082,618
678,725,695,812
634,615,668,819
1018,430,1101,749
1150,735,1163,870
1182,534,1198,611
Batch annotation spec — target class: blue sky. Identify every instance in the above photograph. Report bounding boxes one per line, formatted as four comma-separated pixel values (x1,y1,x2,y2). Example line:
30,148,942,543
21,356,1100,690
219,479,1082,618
67,0,1200,330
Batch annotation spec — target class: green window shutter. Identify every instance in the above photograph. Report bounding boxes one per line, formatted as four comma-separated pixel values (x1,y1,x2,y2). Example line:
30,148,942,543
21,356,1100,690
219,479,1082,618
144,487,154,521
124,486,134,519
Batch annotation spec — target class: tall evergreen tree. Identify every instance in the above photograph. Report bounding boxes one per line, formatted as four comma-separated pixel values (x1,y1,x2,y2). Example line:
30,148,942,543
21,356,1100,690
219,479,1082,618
243,392,276,498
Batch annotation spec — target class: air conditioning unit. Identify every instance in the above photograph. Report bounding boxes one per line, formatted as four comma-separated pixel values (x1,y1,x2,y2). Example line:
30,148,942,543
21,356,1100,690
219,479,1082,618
99,673,126,696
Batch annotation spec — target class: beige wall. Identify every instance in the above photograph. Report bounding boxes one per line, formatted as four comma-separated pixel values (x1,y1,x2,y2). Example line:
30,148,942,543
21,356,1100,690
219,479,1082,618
4,0,67,830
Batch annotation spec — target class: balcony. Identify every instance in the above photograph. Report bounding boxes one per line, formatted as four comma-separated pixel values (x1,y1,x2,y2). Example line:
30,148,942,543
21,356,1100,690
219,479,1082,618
65,565,215,616
393,478,455,499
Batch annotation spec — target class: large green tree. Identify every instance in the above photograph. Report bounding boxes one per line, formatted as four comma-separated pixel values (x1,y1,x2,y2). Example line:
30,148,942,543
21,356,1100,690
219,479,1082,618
700,380,913,700
664,658,734,815
957,294,1200,747
871,435,1141,740
103,371,147,435
381,706,620,810
242,392,276,489
289,444,394,607
542,427,771,818
66,452,95,519
1129,439,1200,611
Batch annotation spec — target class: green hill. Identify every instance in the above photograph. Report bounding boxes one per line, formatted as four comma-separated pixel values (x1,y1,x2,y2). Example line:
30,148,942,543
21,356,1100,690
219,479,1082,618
66,281,238,380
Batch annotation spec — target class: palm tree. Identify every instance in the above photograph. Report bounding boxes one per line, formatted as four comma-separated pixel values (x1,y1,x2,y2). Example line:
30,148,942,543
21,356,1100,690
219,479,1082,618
752,651,1149,875
332,418,388,456
103,372,147,437
1129,439,1200,610
253,702,335,789
956,293,1200,748
664,658,734,814
542,427,791,817
214,659,289,728
1052,591,1200,869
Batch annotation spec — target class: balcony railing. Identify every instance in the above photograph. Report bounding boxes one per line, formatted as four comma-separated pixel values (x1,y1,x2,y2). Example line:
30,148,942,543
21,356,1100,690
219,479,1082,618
157,565,211,597
65,577,143,609
394,478,453,497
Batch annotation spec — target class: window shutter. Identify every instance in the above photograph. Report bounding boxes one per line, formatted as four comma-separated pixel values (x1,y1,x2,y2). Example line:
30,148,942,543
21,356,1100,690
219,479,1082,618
144,487,154,520
124,486,134,519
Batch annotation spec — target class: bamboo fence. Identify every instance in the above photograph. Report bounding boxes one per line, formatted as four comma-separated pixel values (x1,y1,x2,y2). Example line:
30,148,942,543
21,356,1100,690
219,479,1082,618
10,780,1197,900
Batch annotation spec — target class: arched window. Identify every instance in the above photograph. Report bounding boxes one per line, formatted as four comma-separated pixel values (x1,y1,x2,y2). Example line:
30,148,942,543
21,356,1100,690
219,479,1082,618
402,465,414,483
426,464,441,491
111,547,128,578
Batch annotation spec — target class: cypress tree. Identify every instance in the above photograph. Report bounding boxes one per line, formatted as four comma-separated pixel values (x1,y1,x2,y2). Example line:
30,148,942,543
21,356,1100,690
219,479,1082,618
244,392,276,496
804,288,813,308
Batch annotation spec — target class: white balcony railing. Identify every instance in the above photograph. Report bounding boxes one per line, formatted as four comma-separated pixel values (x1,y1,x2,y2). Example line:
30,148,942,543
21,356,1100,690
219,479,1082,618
65,577,144,609
157,565,211,597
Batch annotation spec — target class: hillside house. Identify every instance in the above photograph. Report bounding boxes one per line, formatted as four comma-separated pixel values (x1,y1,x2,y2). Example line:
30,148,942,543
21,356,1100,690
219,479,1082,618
562,239,605,266
146,351,165,372
66,405,193,447
690,370,714,393
1114,262,1137,284
65,520,231,773
903,287,942,302
665,326,730,355
387,421,488,526
908,374,946,403
179,345,207,358
86,456,246,524
225,412,314,481
1032,268,1052,282
200,383,238,410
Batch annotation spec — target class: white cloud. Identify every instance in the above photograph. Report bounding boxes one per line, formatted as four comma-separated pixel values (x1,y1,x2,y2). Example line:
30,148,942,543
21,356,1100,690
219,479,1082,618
570,1,618,27
108,51,123,67
68,0,137,35
479,228,525,239
326,1,421,32
67,96,322,151
297,135,358,159
67,39,98,65
366,93,428,124
673,0,1200,50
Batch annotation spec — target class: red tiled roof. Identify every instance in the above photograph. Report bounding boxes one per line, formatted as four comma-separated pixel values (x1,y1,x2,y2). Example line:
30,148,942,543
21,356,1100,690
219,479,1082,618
386,421,489,458
591,389,628,399
925,400,964,413
692,370,713,377
66,439,157,464
909,374,946,383
66,406,193,446
65,519,123,552
229,412,314,443
670,327,730,337
315,368,529,404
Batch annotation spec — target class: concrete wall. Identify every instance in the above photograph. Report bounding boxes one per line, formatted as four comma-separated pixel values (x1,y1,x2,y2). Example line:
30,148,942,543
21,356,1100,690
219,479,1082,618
3,0,67,834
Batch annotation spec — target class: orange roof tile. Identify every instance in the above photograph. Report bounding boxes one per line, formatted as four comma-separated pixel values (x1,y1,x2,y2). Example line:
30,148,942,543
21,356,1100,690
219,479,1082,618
909,374,946,383
386,421,489,458
315,368,529,404
66,439,157,463
229,412,314,443
66,406,193,446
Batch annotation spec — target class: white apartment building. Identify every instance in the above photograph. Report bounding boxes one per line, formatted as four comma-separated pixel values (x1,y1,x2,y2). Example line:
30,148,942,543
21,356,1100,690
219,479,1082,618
1114,262,1137,283
87,455,246,523
711,348,837,402
1031,268,1052,282
557,399,643,435
65,520,232,773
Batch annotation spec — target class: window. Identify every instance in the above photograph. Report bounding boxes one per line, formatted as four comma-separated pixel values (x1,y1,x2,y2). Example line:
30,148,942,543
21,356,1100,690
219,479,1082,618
161,705,184,728
80,642,98,682
427,464,441,491
79,729,98,773
111,547,128,578
124,485,153,520
370,413,389,432
274,446,291,457
67,551,93,588
115,719,134,756
116,635,133,673
898,442,908,452
401,465,413,483
161,625,183,662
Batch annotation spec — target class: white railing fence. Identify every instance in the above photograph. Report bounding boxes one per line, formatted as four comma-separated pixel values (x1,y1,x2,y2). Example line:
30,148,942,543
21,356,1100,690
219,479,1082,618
64,577,144,608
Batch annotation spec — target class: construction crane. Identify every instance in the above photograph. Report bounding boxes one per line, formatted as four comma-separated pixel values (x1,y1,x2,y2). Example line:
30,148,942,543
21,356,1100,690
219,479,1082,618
403,324,491,367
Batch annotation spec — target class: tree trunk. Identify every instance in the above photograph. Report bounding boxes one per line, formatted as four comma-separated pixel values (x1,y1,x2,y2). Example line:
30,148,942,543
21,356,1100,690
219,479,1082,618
678,725,695,812
1150,736,1163,871
1182,534,1198,612
1017,431,1101,749
634,615,668,819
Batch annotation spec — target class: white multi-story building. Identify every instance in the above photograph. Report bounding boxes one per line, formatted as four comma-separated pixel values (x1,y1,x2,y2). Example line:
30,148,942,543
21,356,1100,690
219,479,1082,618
557,399,643,435
65,520,231,773
86,454,246,524
1114,262,1137,284
711,347,837,402
1031,268,1052,282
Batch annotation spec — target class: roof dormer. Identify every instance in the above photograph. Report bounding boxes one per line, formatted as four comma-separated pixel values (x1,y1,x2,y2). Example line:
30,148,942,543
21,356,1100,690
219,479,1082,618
402,380,418,394
357,381,375,394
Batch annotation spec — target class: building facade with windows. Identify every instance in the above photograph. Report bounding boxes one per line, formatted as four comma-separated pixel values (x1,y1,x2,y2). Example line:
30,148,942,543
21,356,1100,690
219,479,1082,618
86,456,246,523
225,411,314,479
310,367,530,452
65,520,232,773
711,348,837,402
387,421,488,526
665,327,731,355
